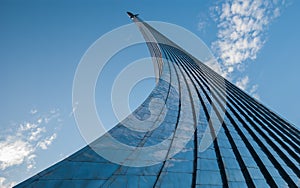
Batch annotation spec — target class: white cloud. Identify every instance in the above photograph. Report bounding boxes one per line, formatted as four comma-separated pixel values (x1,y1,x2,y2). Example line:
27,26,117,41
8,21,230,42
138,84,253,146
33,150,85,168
207,0,285,99
211,0,284,76
235,76,249,90
37,118,43,124
204,58,226,77
235,76,260,99
234,76,260,99
0,109,60,172
37,133,57,150
250,84,259,94
69,101,79,117
0,138,34,170
50,108,59,114
45,109,60,124
198,20,207,31
252,93,260,100
197,11,212,34
211,0,285,72
0,177,16,188
30,109,37,115
250,84,260,100
273,7,281,18
28,127,46,141
19,122,37,132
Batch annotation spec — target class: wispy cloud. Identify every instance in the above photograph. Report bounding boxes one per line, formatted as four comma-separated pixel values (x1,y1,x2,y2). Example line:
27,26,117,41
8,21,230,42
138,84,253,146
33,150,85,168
30,109,37,115
235,76,260,99
37,133,57,150
236,75,249,90
0,109,60,172
204,58,225,77
0,137,34,170
69,101,79,117
197,12,211,34
249,84,260,100
0,177,16,188
212,0,284,74
206,0,285,97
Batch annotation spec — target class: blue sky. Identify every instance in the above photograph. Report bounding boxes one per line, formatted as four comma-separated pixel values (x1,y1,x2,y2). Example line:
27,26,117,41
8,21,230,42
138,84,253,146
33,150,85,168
0,0,299,186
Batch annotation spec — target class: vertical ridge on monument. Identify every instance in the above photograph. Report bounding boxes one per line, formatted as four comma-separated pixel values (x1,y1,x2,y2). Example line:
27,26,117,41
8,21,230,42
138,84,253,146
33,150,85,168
15,13,300,188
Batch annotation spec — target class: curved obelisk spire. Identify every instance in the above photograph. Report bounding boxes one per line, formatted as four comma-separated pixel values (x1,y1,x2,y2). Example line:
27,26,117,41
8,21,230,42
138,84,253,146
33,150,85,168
15,13,300,188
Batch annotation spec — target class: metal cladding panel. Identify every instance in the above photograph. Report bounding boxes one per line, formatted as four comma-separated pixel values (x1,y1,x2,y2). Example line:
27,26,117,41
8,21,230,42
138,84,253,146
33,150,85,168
15,15,300,188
